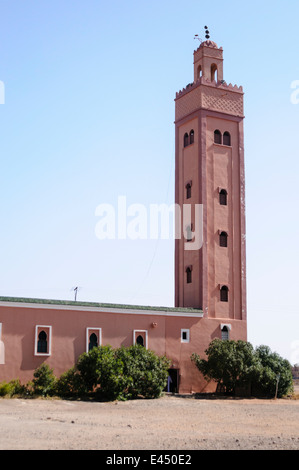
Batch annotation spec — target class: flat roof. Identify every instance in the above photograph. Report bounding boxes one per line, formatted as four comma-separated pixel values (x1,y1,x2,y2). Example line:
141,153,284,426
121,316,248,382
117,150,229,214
0,296,203,317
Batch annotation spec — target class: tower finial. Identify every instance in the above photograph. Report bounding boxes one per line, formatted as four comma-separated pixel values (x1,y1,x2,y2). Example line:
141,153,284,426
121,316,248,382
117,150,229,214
204,25,210,40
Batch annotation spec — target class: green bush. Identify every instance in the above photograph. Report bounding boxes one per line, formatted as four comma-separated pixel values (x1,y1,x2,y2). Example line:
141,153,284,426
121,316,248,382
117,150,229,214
191,339,294,398
55,366,87,398
0,379,27,397
253,345,294,398
57,345,170,401
76,345,126,400
116,345,170,399
0,382,12,397
191,339,260,394
1,346,170,402
31,363,57,396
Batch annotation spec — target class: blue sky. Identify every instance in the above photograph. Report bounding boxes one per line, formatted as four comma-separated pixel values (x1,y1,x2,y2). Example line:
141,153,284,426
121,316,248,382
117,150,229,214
0,0,298,364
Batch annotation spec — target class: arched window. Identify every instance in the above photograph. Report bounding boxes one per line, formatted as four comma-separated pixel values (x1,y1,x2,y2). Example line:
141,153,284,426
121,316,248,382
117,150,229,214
186,267,192,284
89,333,98,351
220,286,229,302
223,131,231,146
221,326,229,341
184,133,189,148
37,331,47,354
186,182,192,199
136,335,144,347
189,130,194,145
214,129,222,144
219,189,227,206
197,65,202,79
219,231,228,247
211,64,218,82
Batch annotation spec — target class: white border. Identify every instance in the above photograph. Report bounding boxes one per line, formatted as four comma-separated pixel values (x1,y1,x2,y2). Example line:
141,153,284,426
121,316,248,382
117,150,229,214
86,327,102,352
133,330,148,349
181,328,190,343
34,325,52,356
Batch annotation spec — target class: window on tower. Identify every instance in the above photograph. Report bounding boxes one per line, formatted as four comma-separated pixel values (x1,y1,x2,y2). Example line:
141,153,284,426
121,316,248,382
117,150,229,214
186,225,193,242
186,267,192,284
189,130,194,145
186,182,192,199
223,131,231,146
220,286,229,302
221,326,230,340
219,231,228,247
184,133,189,148
214,129,222,144
211,64,218,82
219,189,227,206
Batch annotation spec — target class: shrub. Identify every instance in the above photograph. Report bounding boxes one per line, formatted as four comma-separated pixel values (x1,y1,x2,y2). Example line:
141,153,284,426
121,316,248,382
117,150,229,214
191,339,294,397
253,345,293,398
76,345,126,401
32,363,57,396
0,379,28,397
0,382,11,397
58,345,170,401
1,346,170,402
116,345,170,399
55,366,87,398
191,339,260,394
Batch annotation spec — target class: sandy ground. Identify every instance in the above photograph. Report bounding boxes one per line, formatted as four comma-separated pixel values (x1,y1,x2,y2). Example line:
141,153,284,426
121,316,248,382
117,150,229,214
0,394,298,451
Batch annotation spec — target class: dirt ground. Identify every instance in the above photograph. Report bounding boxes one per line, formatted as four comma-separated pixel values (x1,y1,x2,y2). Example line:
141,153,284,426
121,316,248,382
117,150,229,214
0,394,298,451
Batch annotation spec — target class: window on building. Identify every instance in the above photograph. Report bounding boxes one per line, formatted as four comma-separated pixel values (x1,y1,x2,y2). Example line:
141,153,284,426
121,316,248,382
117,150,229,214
186,182,192,199
197,65,202,79
214,129,222,144
86,328,102,353
220,286,229,302
181,329,190,343
136,335,144,347
219,231,228,247
189,130,194,145
219,189,227,206
133,330,148,349
186,267,192,284
223,131,231,146
184,133,189,148
37,331,47,353
221,326,230,340
35,325,52,356
88,333,98,351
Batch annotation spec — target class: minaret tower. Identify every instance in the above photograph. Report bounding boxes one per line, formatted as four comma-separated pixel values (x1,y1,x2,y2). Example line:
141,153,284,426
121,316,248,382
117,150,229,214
174,30,247,330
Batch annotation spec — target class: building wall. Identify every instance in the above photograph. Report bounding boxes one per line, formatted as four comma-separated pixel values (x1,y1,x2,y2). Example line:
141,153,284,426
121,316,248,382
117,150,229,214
0,302,246,394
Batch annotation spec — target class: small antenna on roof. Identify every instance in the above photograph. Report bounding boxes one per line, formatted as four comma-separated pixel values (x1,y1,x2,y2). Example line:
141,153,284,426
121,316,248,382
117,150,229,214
204,25,210,40
71,286,81,301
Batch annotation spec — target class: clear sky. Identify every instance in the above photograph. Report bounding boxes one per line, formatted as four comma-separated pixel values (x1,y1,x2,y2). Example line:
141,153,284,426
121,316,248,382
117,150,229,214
0,0,298,364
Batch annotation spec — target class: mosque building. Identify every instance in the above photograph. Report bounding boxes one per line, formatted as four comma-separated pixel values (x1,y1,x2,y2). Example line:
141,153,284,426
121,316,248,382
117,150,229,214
0,35,247,393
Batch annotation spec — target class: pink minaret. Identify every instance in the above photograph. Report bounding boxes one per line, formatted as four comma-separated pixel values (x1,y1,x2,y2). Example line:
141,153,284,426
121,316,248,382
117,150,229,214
174,35,247,329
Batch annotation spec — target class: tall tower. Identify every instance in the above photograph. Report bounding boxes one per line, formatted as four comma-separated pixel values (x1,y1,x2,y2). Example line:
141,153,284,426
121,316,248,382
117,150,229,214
174,37,247,329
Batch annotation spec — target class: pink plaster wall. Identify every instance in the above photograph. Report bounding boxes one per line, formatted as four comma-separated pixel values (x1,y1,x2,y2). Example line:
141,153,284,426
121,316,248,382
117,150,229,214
0,302,246,393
